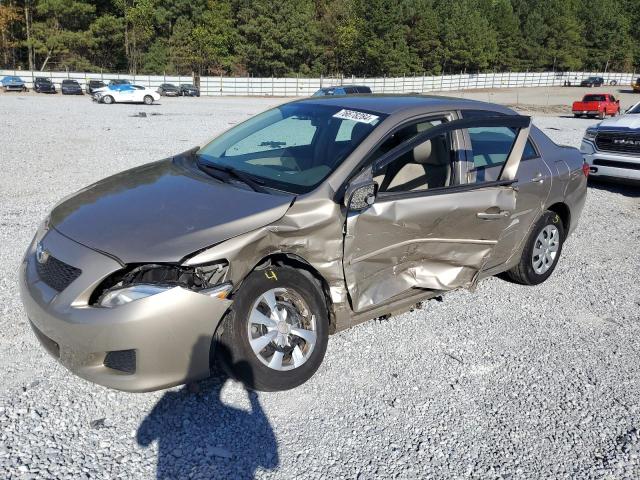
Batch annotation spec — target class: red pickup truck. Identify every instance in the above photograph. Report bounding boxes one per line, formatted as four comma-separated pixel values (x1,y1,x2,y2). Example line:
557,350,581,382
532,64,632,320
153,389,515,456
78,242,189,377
572,93,620,119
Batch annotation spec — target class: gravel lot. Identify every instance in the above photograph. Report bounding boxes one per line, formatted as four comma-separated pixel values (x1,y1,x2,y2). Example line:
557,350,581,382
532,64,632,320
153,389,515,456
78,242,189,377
1,92,639,479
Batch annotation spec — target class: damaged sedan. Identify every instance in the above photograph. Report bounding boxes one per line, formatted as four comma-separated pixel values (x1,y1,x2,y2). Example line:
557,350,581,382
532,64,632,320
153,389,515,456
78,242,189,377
19,95,587,392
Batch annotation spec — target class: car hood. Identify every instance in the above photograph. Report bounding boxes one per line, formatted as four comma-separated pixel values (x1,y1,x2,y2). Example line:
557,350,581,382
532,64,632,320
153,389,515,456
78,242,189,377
598,114,640,130
49,153,294,264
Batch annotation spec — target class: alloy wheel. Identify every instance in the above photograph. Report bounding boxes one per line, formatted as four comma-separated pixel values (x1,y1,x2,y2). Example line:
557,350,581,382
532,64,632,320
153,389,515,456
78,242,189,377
531,225,560,274
247,287,317,371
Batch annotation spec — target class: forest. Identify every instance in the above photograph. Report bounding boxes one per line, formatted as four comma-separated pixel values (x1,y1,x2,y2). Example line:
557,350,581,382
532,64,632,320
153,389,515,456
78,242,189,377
0,0,638,77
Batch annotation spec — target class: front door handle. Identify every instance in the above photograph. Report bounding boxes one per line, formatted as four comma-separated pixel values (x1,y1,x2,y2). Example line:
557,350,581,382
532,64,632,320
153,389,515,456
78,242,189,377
477,210,510,220
531,172,544,183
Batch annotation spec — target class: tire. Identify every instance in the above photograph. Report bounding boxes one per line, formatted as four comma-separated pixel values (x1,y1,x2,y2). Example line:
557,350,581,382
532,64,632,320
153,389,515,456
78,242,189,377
143,95,153,105
573,113,581,118
504,210,565,286
216,266,329,391
102,95,114,104
598,110,606,119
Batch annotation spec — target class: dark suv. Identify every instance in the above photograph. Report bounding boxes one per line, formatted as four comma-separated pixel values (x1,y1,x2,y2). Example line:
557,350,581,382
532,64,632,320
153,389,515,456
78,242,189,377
179,84,200,97
61,80,83,95
580,76,604,87
158,83,180,96
312,85,372,96
34,77,56,94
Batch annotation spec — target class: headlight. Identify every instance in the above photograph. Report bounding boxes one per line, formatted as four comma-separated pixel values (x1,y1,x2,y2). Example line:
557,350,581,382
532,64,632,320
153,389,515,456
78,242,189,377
99,282,232,308
34,216,50,245
99,284,172,307
584,128,598,141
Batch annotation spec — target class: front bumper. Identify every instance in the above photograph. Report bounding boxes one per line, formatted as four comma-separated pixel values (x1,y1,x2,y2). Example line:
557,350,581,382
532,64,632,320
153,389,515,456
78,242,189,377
581,139,640,181
19,228,231,392
4,85,25,91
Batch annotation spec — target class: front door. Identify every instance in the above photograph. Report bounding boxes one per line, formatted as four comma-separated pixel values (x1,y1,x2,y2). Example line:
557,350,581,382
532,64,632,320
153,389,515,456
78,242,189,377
343,115,531,312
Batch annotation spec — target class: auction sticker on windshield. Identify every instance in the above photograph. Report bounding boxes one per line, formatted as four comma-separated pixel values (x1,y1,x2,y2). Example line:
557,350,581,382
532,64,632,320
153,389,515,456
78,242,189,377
333,109,380,124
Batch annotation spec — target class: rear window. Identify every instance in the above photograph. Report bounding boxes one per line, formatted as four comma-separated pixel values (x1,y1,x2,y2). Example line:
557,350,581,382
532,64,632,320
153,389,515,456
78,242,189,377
583,95,606,102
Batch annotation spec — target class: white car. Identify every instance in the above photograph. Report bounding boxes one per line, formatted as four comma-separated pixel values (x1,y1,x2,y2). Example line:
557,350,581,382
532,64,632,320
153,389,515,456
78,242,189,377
92,84,160,105
581,100,640,181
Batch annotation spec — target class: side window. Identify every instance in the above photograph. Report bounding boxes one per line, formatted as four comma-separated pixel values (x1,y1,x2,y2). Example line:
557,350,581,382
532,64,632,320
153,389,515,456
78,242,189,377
467,126,515,183
523,139,538,160
225,117,317,156
373,119,452,193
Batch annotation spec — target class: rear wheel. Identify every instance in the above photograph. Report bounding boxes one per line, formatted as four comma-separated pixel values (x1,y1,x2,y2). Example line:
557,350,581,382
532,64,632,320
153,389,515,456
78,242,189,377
573,113,581,118
102,95,114,104
143,95,153,105
504,210,565,285
598,110,606,119
216,266,329,391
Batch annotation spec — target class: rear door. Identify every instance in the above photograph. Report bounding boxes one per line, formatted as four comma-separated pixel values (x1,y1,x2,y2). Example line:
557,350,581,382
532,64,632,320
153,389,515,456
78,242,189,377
459,114,553,269
343,115,531,312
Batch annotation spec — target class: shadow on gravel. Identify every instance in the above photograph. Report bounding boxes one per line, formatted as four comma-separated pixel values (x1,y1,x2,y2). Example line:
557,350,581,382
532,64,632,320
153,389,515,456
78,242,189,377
137,339,278,479
588,178,640,198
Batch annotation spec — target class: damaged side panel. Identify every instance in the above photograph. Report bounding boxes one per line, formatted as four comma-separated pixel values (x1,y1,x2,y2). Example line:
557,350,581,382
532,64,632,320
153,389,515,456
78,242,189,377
343,186,517,311
184,185,350,325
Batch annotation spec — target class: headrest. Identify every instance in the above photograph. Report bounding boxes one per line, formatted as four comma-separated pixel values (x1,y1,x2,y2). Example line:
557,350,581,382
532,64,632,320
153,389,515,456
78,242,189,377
413,135,448,165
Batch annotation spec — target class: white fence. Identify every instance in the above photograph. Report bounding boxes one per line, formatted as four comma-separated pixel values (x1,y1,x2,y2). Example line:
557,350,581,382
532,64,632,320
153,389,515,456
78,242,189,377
1,69,636,97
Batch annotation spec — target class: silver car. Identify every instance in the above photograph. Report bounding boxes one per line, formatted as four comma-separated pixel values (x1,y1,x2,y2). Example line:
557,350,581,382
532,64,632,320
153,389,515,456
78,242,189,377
19,95,588,392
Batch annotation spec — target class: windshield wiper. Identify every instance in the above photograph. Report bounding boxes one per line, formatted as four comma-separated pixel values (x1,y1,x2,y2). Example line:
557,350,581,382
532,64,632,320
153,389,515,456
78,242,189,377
197,159,268,193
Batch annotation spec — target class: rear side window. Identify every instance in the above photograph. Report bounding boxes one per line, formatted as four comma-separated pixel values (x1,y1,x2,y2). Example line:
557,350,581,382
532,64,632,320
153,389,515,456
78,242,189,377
469,126,514,169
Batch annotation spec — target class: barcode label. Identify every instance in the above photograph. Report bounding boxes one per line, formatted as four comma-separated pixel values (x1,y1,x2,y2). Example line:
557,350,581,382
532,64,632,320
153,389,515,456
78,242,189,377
333,109,379,124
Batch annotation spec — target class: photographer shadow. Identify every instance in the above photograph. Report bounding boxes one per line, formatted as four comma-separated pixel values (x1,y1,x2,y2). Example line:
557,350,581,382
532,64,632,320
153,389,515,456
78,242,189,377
137,338,279,479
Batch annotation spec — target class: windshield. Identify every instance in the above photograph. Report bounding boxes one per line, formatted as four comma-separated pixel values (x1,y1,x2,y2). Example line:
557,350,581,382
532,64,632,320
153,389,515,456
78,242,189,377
197,103,384,194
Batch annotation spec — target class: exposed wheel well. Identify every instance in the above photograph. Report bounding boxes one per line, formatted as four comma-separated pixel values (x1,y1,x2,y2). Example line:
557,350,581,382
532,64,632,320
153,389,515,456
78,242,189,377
251,253,336,334
547,202,571,234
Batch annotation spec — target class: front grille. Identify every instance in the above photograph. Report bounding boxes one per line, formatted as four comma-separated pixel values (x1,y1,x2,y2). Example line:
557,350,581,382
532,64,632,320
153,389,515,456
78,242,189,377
104,350,136,374
29,320,60,358
36,255,81,292
593,159,640,171
595,132,640,154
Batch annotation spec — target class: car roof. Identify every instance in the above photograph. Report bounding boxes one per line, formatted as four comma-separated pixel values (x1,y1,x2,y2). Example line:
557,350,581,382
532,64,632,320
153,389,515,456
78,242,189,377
294,94,514,116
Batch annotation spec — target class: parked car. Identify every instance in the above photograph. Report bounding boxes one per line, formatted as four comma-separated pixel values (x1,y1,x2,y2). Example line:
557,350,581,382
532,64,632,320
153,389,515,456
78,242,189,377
312,85,372,96
61,79,83,95
572,93,619,119
1,75,27,92
157,83,180,96
93,84,160,105
19,95,587,393
580,76,605,88
33,77,56,94
179,84,200,97
86,80,106,94
632,77,640,93
581,100,640,182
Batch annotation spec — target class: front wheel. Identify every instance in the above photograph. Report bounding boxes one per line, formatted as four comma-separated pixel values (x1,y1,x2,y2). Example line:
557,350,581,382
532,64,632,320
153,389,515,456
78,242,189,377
504,210,565,285
102,95,114,104
143,95,153,105
216,266,329,391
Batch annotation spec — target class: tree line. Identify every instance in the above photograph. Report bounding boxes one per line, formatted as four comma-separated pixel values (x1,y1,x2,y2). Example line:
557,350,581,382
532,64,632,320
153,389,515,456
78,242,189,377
1,0,638,77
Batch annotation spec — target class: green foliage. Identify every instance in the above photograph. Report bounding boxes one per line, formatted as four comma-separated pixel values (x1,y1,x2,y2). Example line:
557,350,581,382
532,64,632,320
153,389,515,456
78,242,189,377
3,0,640,75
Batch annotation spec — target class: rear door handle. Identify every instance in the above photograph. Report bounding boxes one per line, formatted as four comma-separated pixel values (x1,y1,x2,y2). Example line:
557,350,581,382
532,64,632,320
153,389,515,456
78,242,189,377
477,211,510,220
532,172,544,183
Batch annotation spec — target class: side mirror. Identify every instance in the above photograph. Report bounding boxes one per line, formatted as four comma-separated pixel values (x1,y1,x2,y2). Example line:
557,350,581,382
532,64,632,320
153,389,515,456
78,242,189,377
345,182,377,211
